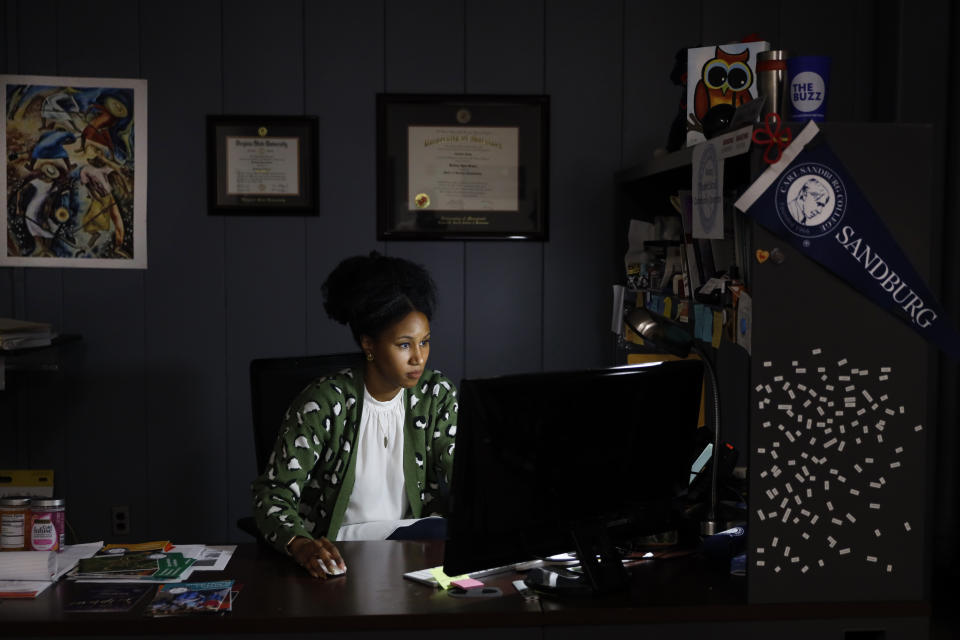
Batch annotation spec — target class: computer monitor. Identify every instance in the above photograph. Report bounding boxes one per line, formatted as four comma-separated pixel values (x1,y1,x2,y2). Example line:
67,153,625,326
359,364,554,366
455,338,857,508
442,359,704,594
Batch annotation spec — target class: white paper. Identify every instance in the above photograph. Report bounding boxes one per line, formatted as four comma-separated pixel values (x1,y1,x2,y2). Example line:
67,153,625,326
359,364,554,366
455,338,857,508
407,126,519,211
698,277,727,296
169,544,236,572
0,541,100,597
0,550,56,580
226,136,300,196
716,126,754,159
0,578,52,597
53,542,103,579
692,137,724,239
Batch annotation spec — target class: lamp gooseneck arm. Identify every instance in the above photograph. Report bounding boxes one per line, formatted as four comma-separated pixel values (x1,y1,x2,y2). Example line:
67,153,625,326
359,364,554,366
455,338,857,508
693,344,722,536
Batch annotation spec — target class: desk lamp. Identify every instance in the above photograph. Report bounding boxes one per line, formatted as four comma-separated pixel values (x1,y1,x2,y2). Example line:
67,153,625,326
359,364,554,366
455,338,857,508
624,307,723,536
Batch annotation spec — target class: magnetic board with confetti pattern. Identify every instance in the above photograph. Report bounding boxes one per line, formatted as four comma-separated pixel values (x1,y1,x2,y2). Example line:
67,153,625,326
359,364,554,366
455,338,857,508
747,126,936,602
747,124,935,603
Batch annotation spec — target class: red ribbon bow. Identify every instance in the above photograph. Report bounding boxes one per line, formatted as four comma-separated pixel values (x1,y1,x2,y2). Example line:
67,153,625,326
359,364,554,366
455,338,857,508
752,112,793,165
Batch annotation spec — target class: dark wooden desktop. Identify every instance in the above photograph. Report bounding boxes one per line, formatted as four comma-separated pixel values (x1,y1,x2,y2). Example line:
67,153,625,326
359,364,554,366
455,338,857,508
0,541,928,639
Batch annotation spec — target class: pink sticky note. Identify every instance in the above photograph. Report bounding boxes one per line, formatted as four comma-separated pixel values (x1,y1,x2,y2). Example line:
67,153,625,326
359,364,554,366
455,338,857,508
451,578,484,589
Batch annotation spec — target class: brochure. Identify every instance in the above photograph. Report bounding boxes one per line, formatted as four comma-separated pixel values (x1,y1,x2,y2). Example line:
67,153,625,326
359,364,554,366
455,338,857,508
144,580,234,617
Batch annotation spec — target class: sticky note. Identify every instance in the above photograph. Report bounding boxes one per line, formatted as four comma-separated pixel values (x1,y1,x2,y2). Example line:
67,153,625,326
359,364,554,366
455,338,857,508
452,578,484,589
429,567,468,589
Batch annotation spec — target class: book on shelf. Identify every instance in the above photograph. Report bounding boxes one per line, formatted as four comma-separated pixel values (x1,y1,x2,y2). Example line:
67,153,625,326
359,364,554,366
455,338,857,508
0,317,56,350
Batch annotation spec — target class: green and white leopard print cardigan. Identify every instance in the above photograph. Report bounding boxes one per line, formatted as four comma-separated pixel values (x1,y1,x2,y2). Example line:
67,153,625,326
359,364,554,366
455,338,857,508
251,366,458,553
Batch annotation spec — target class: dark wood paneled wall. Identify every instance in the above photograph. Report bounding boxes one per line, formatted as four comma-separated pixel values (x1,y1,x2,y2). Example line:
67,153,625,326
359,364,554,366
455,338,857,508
1,1,955,571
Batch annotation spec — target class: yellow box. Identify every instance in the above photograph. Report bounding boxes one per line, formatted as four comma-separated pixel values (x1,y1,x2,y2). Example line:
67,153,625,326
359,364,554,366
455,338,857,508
0,469,54,497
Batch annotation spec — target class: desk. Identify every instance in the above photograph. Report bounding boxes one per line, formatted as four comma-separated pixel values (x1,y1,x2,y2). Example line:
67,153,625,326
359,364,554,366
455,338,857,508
0,541,929,639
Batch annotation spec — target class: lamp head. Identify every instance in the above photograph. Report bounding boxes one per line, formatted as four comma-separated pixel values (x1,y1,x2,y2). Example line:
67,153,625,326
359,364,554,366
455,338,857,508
624,307,694,358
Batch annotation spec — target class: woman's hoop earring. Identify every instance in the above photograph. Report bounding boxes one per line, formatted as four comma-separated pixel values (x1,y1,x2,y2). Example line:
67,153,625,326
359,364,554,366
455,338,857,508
365,352,374,361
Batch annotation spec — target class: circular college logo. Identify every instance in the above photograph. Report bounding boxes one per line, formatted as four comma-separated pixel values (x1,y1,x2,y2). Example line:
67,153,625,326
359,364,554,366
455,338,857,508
774,162,847,239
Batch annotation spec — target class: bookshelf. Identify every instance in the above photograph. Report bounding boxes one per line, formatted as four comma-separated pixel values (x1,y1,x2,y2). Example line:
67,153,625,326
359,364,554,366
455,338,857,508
614,123,938,607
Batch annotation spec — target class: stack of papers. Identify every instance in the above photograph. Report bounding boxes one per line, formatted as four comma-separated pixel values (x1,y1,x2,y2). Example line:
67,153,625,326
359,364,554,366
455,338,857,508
0,317,56,351
0,542,102,598
0,541,236,599
70,542,195,582
65,541,235,584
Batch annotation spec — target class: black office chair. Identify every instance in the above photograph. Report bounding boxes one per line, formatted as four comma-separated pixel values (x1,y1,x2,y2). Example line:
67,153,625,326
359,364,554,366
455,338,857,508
237,352,363,539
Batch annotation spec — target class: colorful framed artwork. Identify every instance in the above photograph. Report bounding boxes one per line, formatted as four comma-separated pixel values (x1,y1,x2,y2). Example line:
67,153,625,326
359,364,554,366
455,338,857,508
1,74,148,268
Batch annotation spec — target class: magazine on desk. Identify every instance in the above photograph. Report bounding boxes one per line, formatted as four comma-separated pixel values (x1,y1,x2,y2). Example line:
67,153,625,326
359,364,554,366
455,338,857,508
144,580,235,616
63,583,154,612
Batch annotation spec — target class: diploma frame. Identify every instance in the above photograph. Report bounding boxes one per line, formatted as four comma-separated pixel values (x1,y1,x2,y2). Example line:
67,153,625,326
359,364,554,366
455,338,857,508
206,115,318,216
377,94,549,240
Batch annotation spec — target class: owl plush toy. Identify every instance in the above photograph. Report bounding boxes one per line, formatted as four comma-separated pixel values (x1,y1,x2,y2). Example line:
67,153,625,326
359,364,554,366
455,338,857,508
691,46,755,127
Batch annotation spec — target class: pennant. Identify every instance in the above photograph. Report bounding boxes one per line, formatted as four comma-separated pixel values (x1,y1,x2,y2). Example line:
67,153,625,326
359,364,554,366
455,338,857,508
734,122,960,361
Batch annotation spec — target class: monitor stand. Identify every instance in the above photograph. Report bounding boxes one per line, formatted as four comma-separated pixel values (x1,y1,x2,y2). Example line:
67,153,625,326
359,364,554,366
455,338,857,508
523,524,631,596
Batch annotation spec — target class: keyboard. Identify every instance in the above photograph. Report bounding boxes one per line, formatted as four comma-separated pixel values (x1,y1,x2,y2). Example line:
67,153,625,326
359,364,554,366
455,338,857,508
402,559,544,587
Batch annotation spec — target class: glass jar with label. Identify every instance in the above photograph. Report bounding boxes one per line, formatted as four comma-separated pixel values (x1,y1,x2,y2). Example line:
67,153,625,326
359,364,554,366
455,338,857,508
30,498,66,551
0,498,32,551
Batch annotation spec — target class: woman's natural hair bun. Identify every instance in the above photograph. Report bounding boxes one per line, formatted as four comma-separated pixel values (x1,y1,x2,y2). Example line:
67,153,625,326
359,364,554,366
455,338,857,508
321,252,380,325
321,252,437,342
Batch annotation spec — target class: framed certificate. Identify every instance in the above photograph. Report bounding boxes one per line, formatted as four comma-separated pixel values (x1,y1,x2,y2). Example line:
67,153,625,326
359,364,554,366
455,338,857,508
377,94,548,240
207,115,318,215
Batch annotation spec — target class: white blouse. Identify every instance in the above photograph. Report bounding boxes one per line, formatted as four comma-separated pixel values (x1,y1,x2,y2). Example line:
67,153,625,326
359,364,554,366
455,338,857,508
336,386,408,541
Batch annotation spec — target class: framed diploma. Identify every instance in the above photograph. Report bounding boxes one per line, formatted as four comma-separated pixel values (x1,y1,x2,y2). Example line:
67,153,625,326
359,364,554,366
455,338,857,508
206,115,318,215
377,94,548,240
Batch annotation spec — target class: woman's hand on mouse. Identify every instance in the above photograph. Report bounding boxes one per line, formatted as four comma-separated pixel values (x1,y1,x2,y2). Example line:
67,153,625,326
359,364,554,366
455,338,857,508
288,536,346,579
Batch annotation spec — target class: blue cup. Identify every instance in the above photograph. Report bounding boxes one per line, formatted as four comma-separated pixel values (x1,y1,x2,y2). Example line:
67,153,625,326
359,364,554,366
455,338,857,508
786,56,831,122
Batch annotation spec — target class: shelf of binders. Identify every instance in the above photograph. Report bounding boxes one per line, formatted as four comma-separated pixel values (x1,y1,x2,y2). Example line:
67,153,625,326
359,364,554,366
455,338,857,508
622,287,733,350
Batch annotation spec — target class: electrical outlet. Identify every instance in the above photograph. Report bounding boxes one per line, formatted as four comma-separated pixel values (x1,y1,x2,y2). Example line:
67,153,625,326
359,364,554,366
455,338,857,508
111,505,130,536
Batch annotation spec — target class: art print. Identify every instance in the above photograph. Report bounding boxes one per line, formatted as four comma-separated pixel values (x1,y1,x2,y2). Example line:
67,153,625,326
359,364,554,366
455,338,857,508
1,74,147,268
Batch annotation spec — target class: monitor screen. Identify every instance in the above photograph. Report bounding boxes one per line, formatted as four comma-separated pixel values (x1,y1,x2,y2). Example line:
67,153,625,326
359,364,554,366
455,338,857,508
442,360,704,585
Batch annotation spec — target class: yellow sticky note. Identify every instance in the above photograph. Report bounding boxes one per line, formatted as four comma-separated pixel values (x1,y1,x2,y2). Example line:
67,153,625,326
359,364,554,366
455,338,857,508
429,566,468,589
712,311,723,348
664,297,673,318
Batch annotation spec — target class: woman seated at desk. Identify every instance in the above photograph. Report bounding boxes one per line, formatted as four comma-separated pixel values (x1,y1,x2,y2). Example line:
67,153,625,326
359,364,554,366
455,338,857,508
251,252,458,579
